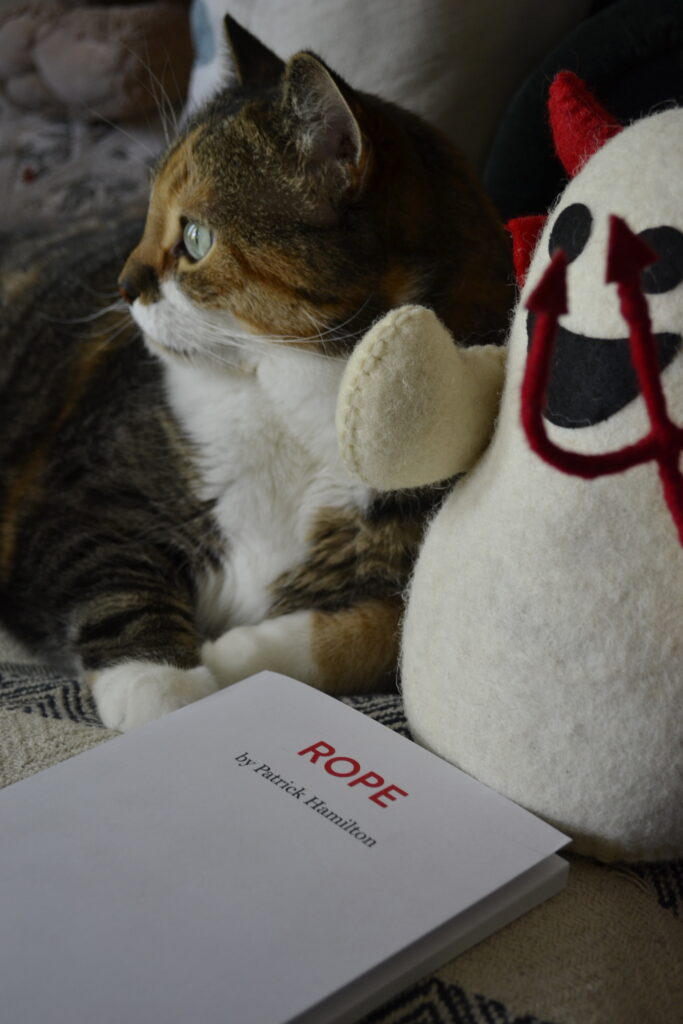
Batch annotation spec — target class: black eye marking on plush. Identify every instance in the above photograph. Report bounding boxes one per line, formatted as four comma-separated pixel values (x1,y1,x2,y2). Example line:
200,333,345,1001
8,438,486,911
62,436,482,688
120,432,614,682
548,203,593,263
526,314,681,428
639,226,683,294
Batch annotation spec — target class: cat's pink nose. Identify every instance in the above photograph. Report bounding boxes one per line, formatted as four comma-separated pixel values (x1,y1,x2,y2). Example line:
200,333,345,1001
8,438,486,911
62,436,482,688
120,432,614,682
117,260,159,305
119,280,136,304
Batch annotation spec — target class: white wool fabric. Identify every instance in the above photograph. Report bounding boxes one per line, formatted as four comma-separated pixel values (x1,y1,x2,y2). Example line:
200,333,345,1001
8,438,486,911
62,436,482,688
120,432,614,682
399,108,683,861
337,306,506,490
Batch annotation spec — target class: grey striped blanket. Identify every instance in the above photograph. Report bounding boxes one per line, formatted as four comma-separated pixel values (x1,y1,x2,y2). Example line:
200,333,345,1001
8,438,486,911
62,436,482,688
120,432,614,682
1,659,681,1024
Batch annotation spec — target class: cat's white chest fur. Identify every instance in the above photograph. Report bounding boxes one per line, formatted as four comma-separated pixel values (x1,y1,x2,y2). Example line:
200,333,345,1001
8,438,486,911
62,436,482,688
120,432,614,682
163,346,371,636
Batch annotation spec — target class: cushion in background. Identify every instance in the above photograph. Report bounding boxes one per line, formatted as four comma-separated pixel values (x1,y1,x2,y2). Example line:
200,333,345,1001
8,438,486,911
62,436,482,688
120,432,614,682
484,0,683,220
187,0,593,170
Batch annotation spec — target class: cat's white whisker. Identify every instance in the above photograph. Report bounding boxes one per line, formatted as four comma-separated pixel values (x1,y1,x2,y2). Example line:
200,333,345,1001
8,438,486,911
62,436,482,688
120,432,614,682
155,51,184,139
45,301,128,325
317,296,375,338
72,279,126,302
82,106,161,161
135,47,176,148
141,292,371,365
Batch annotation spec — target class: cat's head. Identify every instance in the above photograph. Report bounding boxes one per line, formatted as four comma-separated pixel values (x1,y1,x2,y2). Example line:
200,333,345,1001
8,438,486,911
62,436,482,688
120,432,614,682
119,17,512,365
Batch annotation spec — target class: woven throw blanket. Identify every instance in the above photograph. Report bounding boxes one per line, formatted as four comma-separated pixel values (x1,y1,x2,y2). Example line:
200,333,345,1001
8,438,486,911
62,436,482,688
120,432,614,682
1,662,681,1024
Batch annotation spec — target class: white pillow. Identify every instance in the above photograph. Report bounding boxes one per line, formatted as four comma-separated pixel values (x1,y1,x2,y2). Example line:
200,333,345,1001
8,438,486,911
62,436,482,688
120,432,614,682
187,0,592,168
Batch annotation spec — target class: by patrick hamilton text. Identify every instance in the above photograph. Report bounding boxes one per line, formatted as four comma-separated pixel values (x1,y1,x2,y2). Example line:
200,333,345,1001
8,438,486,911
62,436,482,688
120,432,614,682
236,750,406,849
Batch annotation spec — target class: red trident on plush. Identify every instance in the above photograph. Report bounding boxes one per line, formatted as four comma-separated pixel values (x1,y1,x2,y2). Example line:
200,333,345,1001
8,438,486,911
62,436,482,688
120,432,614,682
521,215,683,545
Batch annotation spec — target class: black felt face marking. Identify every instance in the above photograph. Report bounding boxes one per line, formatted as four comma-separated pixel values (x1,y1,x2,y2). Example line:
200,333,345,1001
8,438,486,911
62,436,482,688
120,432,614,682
640,226,683,294
548,203,593,263
526,314,680,428
529,212,683,428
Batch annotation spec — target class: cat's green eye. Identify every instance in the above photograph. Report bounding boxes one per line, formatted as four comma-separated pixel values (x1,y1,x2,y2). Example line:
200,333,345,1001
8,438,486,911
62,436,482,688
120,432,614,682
182,221,214,262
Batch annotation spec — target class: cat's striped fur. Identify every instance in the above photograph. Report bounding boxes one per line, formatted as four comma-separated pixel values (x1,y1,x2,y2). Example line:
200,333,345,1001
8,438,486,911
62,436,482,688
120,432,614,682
0,21,512,729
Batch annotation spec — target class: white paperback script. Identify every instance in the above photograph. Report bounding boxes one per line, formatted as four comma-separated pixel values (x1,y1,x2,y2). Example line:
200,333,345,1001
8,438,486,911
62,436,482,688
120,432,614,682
1,673,569,1024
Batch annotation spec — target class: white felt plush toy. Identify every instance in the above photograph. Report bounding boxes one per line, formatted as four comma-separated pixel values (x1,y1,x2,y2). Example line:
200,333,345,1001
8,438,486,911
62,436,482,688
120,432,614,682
336,72,683,862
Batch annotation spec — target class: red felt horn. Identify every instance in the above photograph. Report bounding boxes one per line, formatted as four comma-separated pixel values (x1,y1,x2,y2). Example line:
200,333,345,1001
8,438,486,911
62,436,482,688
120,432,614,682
507,214,548,287
548,71,622,178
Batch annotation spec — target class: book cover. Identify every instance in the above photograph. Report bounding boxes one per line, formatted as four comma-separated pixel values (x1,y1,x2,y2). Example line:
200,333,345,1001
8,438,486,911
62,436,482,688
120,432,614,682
0,672,569,1024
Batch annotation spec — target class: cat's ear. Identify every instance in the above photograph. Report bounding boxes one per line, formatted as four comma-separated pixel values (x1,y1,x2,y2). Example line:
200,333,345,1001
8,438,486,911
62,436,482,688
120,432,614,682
224,15,285,88
282,53,366,181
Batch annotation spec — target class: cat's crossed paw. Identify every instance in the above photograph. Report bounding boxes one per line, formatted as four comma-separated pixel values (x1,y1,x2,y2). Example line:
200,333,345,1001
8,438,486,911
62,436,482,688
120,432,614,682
87,660,218,731
202,612,312,688
201,625,270,688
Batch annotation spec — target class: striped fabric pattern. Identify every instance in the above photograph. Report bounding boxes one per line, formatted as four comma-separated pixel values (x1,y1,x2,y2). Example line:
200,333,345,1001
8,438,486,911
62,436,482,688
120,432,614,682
1,662,681,1024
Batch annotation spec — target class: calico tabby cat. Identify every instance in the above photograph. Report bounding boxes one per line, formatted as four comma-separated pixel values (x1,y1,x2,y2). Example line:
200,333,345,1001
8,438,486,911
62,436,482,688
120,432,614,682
0,19,512,730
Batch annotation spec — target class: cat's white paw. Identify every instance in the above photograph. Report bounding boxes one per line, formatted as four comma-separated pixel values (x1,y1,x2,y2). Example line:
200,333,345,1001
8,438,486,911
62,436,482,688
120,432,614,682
202,612,313,687
88,660,218,731
201,626,266,687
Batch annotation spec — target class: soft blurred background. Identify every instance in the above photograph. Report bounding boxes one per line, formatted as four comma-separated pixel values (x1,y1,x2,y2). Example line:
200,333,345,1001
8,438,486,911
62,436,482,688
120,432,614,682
0,3,626,236
2,0,682,247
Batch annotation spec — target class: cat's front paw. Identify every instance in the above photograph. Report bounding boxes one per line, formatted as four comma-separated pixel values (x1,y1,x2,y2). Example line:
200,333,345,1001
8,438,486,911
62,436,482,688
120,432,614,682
201,627,265,688
201,612,313,688
87,660,218,731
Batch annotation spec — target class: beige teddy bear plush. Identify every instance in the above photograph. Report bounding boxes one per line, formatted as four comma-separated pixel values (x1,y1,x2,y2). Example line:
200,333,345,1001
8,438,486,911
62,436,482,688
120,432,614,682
337,74,683,862
0,1,192,119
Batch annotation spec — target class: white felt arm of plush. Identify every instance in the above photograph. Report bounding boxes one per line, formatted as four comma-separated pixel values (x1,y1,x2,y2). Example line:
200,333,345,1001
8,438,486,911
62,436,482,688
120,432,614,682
337,305,505,490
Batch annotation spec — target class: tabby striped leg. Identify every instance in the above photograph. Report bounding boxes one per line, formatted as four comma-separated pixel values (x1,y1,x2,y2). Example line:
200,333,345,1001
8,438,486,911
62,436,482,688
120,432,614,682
74,585,217,731
202,598,401,695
